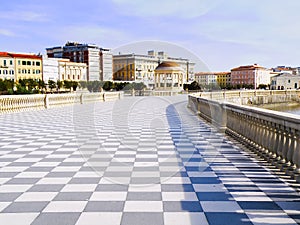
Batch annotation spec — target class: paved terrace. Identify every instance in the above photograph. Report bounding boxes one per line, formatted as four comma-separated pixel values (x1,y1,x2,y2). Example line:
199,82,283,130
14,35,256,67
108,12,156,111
0,95,299,225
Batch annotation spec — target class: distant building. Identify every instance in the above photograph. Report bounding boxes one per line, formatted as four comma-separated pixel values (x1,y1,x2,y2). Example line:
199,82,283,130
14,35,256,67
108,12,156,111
194,72,231,87
0,52,42,81
154,61,184,90
194,72,217,86
46,42,112,81
113,50,195,89
0,52,15,80
231,64,272,88
43,56,87,82
270,73,300,90
272,66,297,75
100,48,113,81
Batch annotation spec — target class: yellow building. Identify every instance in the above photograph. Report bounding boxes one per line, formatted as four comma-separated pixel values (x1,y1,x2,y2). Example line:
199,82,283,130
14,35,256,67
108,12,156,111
12,53,43,81
216,72,231,87
0,52,43,81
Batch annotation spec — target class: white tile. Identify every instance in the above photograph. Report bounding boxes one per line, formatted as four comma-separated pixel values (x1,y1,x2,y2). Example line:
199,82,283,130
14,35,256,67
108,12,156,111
74,171,102,178
0,167,27,172
61,184,97,192
164,212,209,225
90,192,127,201
0,178,10,185
15,192,57,202
128,184,161,192
51,166,81,172
246,212,298,225
162,192,198,201
76,212,122,225
37,177,71,184
0,213,39,225
124,201,163,212
99,177,131,184
201,201,243,212
15,172,49,178
32,162,60,167
43,201,87,212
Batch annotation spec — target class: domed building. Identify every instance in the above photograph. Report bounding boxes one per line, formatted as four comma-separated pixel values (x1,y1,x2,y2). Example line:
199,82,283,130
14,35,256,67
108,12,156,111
154,61,184,90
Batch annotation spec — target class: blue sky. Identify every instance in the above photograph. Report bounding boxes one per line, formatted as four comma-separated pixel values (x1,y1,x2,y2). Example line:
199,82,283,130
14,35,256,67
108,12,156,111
1,0,300,71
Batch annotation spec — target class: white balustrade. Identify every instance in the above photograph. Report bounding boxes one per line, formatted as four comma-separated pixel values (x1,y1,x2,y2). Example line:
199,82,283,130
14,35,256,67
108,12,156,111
188,91,300,182
0,91,124,114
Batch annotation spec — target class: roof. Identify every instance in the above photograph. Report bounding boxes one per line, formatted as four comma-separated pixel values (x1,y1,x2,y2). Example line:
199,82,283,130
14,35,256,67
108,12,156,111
155,61,183,71
195,72,230,76
272,72,300,78
231,64,266,71
0,51,41,59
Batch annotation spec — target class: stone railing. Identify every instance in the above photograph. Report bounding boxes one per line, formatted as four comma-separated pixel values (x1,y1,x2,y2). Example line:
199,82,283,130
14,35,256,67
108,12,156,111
190,89,300,105
188,93,300,182
0,91,124,114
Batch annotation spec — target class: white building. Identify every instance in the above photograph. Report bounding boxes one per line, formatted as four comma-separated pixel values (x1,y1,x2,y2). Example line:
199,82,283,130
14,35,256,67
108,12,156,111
0,52,14,80
100,48,113,81
42,56,87,82
194,72,217,86
271,73,300,90
42,56,59,82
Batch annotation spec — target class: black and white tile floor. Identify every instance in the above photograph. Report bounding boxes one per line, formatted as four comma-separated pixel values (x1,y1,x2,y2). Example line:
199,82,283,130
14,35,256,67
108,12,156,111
0,95,299,225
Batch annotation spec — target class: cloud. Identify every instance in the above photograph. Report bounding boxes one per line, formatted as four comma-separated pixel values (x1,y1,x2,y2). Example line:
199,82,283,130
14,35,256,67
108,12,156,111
111,0,224,18
0,10,48,22
0,29,16,37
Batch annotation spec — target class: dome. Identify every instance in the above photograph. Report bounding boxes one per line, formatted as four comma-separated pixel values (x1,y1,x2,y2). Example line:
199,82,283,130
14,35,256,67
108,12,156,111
155,61,183,71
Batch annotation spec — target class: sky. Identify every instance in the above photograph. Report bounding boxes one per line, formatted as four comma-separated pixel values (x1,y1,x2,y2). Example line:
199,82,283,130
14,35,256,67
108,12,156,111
1,0,300,72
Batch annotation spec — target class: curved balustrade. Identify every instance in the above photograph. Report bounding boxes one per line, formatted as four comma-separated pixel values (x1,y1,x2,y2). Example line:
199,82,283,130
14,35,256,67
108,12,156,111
188,93,300,182
0,92,123,114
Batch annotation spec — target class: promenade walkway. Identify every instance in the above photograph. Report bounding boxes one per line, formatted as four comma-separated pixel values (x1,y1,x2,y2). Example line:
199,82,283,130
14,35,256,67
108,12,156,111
0,95,299,225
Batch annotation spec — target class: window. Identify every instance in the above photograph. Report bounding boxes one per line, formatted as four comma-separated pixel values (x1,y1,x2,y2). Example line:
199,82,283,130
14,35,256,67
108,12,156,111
77,75,80,80
4,70,8,74
288,80,290,83
10,60,13,65
22,61,26,65
32,61,35,66
73,75,75,80
3,60,6,66
18,60,20,65
36,61,40,66
27,61,31,66
0,70,1,74
62,75,65,80
28,69,30,74
33,69,35,74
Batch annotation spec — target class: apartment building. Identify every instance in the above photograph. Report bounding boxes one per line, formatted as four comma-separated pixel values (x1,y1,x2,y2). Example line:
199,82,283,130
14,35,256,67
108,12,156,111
231,64,272,88
46,42,112,81
0,52,42,81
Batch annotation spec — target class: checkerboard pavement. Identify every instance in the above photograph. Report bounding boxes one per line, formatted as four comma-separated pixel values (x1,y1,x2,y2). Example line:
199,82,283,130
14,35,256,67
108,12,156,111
0,95,299,225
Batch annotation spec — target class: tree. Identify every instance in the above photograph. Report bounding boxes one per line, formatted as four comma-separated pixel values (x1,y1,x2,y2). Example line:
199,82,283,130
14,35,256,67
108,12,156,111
79,81,87,89
102,81,114,91
72,81,78,91
63,80,73,91
48,80,56,91
57,80,63,92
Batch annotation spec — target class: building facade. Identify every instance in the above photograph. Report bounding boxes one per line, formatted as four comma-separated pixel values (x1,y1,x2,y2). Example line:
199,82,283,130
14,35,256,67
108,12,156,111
194,72,218,86
231,64,272,88
0,52,15,80
0,52,42,81
154,62,184,90
271,73,300,90
46,42,112,81
113,50,195,89
42,57,59,82
58,59,87,81
100,48,113,81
